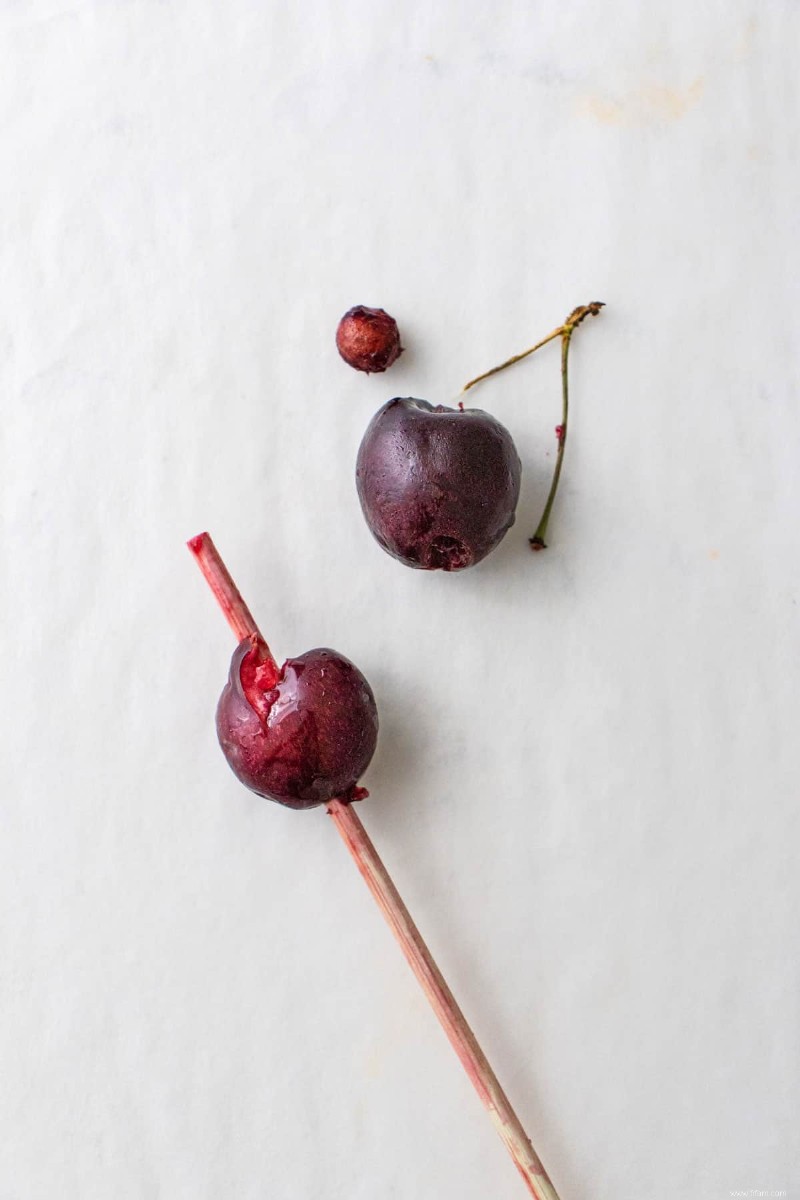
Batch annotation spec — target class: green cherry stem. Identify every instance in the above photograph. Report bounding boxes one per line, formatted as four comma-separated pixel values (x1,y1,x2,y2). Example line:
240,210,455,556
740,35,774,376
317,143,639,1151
462,326,562,394
460,302,604,551
530,326,571,551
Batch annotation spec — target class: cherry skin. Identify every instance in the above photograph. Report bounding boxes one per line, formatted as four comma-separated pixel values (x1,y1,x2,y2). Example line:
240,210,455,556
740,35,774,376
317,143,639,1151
336,306,402,374
216,637,379,809
356,398,522,571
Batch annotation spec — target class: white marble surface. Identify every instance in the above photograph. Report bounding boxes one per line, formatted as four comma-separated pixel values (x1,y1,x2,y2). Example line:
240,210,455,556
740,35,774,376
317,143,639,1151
1,3,798,1198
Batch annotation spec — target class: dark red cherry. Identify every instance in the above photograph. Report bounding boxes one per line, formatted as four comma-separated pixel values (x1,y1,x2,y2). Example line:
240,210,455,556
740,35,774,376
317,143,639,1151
356,398,522,571
216,637,379,809
336,306,402,374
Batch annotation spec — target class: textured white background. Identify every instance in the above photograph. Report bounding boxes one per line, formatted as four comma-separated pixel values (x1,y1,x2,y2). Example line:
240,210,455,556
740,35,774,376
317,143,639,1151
1,3,798,1198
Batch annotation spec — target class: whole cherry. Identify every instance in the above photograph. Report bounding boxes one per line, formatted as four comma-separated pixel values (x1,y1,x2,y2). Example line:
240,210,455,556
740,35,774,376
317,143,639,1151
356,398,521,571
355,302,604,569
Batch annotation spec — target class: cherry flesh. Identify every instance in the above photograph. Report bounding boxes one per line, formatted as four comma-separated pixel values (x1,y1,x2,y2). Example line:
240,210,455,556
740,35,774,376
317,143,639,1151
356,398,521,571
336,306,402,374
216,637,379,809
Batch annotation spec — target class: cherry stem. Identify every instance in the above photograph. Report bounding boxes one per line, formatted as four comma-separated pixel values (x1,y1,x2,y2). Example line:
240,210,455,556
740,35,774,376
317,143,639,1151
461,302,604,551
462,326,562,394
529,329,571,551
187,532,561,1200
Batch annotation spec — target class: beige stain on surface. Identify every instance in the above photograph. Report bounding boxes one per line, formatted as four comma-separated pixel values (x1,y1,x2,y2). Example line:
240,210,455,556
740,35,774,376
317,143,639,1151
734,16,758,62
578,18,757,129
364,1040,384,1081
578,76,705,127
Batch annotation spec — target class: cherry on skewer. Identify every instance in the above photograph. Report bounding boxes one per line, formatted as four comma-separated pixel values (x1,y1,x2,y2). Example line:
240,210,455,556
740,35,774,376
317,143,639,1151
188,532,562,1200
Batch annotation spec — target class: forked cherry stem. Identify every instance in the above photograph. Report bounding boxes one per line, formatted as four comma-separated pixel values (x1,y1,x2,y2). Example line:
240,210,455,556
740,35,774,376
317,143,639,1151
188,531,562,1200
461,301,604,550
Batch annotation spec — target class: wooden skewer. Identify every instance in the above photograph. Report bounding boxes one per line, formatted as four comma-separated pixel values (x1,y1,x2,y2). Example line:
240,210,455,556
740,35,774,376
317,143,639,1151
188,531,562,1200
326,797,560,1199
187,533,269,648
